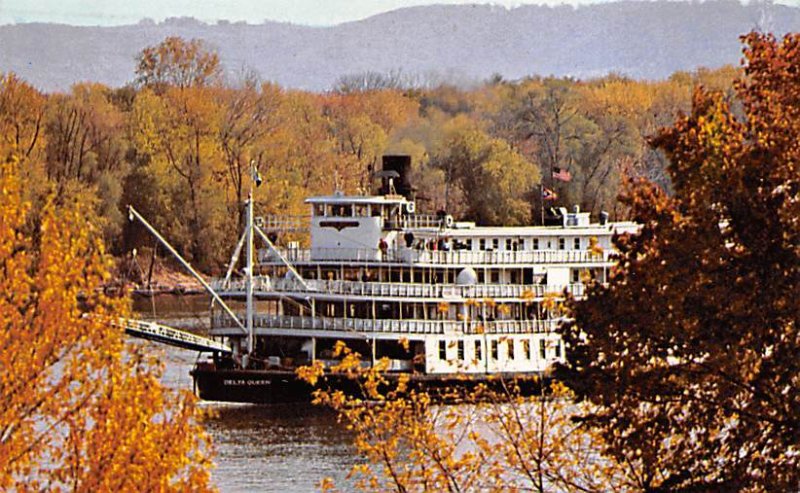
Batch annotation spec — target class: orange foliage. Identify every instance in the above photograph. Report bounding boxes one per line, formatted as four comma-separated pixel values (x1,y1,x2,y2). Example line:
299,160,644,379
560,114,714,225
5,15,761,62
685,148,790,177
0,155,213,491
299,344,635,492
136,36,221,91
562,32,800,491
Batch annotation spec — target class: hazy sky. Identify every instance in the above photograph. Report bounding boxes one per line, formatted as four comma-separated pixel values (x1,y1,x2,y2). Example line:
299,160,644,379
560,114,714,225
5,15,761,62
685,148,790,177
2,0,796,26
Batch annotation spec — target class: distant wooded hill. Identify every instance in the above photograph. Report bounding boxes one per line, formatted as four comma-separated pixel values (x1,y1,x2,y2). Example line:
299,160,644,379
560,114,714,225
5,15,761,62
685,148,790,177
1,1,797,92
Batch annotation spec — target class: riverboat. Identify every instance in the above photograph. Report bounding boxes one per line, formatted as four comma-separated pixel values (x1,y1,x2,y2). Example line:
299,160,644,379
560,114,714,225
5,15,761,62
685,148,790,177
178,156,639,403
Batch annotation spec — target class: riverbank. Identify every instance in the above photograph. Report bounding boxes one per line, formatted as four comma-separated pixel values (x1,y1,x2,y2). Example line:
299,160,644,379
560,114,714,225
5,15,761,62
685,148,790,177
110,254,207,296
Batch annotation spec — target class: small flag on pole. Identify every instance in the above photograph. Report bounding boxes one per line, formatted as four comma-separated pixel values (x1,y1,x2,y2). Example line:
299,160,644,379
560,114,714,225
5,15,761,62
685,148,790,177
542,187,558,201
552,167,572,182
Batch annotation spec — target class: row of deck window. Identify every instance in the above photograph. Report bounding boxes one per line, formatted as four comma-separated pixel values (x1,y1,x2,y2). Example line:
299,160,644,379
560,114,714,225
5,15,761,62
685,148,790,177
455,236,585,252
314,203,398,218
438,338,562,362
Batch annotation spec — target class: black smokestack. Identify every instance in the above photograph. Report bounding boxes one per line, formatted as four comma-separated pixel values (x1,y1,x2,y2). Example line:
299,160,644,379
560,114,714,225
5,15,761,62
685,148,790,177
380,155,413,197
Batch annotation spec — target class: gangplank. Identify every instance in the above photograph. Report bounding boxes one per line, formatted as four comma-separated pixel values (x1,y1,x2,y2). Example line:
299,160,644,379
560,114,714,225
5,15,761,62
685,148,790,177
119,318,232,354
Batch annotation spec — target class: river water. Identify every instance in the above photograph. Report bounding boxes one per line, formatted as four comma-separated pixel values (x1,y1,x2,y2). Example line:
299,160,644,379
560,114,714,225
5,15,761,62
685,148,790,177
133,296,359,492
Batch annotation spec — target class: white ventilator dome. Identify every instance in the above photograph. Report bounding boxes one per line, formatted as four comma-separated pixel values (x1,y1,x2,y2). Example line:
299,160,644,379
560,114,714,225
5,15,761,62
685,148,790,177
456,267,478,285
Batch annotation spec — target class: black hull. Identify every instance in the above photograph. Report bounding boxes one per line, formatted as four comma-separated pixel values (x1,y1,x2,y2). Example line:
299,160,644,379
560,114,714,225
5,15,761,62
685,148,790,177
191,368,543,404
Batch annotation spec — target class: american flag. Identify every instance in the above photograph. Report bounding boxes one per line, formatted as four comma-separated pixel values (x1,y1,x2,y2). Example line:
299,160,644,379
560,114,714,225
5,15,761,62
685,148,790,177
542,187,558,201
552,167,572,182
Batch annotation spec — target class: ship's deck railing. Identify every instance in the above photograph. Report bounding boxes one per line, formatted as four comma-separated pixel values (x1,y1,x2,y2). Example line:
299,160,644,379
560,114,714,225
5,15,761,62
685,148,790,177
386,214,444,230
255,215,309,233
212,313,562,335
212,276,274,292
212,277,587,300
256,214,444,232
260,247,610,265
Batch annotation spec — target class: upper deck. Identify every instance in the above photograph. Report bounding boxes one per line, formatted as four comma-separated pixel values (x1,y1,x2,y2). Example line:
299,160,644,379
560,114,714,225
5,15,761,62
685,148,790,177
257,192,638,267
260,246,614,267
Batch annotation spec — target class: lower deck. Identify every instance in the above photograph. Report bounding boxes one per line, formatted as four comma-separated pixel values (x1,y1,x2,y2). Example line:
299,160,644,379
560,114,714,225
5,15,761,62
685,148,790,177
191,365,548,404
215,332,565,376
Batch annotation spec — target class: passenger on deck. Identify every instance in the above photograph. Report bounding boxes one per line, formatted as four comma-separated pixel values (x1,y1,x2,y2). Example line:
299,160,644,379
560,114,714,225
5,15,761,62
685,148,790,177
378,238,388,259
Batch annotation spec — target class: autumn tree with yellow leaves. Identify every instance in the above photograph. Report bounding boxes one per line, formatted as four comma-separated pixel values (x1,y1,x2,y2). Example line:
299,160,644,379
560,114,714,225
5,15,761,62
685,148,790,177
299,342,641,492
0,154,213,490
135,36,221,92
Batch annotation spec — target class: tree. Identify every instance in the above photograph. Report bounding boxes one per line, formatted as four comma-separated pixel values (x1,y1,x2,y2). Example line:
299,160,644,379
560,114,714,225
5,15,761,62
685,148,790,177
499,77,641,217
44,84,127,184
436,128,539,225
0,73,49,203
323,90,418,194
0,155,212,490
217,78,281,226
130,85,227,269
0,73,46,164
561,32,800,491
300,343,635,492
135,36,222,92
334,70,408,94
43,83,130,247
329,112,387,193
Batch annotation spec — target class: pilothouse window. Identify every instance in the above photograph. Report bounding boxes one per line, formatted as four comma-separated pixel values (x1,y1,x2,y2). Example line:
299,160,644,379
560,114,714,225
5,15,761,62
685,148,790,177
334,205,352,217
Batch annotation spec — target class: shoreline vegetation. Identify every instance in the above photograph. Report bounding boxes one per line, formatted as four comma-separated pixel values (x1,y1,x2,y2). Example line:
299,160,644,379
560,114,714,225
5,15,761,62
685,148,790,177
1,36,743,277
111,253,207,296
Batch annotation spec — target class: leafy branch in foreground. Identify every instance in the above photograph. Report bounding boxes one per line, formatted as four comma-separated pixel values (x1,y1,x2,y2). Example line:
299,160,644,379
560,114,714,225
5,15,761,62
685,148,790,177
298,341,637,492
0,154,214,491
561,31,800,492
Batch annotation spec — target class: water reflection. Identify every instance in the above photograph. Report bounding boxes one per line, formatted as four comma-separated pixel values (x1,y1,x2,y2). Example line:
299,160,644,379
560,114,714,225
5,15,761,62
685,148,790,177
204,404,356,492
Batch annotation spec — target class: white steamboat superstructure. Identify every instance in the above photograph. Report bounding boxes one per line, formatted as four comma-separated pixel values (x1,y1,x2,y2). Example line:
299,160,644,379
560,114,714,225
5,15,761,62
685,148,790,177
189,157,639,403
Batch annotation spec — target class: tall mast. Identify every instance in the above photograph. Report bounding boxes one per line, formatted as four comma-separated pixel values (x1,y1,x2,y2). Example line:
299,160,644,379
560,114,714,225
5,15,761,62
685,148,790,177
246,164,256,360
